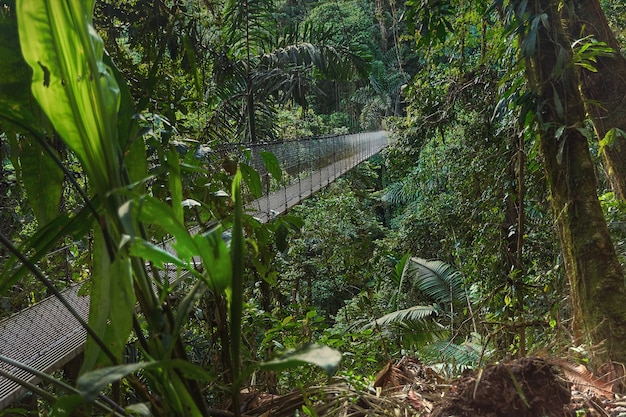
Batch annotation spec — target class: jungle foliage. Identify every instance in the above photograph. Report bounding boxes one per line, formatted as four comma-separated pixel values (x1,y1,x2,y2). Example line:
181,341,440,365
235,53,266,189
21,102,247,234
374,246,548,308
2,0,626,415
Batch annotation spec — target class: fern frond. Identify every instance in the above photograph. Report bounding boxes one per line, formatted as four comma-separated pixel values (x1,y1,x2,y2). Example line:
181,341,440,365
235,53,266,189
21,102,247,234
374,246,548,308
382,176,421,205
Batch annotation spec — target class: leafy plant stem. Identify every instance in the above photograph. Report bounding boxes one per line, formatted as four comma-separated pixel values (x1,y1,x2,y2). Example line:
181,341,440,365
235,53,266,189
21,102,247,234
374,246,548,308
230,170,244,416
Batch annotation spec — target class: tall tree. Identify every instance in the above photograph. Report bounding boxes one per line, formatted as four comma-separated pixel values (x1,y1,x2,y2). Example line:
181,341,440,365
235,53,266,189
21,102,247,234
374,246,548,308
212,0,368,142
568,0,626,201
510,0,626,366
404,0,626,366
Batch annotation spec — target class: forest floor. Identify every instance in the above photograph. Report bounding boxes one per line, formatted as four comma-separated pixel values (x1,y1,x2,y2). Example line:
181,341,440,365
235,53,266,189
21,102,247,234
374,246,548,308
236,356,626,417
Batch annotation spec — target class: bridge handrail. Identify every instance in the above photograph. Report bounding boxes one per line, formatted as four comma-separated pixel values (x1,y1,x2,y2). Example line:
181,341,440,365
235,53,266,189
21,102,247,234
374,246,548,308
0,130,392,409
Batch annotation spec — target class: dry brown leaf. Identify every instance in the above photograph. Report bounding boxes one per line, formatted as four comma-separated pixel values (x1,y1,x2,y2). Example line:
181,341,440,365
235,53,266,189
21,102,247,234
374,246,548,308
550,358,614,398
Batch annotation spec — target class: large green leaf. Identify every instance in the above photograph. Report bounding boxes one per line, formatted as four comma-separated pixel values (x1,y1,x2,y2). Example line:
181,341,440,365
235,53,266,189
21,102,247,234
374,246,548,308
82,228,135,371
16,0,122,193
0,2,64,229
135,197,196,261
20,138,64,226
82,228,112,372
240,162,262,198
128,237,187,271
77,360,213,403
193,229,232,294
0,1,44,133
260,151,282,182
260,344,342,377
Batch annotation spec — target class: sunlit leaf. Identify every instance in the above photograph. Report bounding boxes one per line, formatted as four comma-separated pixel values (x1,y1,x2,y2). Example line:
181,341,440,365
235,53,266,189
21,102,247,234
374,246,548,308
17,0,122,193
193,229,232,294
135,197,196,260
260,344,342,377
129,237,187,270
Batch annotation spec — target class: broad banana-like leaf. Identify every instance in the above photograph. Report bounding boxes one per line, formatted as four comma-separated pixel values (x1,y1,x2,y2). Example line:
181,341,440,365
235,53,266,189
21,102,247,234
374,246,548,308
20,138,64,226
0,1,64,227
0,0,42,133
16,0,121,193
82,228,135,371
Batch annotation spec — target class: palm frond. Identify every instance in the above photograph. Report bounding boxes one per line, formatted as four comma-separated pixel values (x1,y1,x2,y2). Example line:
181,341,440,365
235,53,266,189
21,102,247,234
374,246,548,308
403,257,465,305
260,42,368,81
365,304,439,329
223,0,273,56
381,177,422,205
420,337,484,372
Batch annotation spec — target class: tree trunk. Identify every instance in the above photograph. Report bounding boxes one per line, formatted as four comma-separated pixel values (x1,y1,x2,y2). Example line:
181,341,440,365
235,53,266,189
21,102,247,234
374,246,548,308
569,0,626,200
514,0,626,366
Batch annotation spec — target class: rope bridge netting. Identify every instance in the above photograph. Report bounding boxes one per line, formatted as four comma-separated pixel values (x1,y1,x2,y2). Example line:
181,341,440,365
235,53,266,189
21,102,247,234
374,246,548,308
236,130,391,221
0,130,391,408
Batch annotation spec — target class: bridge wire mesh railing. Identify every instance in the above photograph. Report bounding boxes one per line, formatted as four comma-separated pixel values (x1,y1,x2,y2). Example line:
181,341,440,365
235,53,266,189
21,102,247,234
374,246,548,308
0,237,191,408
0,130,390,408
215,131,390,221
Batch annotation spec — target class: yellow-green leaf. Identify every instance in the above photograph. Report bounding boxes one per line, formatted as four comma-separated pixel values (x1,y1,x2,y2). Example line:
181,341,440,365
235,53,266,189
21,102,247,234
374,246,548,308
17,0,121,194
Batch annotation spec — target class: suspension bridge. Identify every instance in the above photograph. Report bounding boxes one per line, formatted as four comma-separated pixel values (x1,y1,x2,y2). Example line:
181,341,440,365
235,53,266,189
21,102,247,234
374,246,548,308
0,130,392,409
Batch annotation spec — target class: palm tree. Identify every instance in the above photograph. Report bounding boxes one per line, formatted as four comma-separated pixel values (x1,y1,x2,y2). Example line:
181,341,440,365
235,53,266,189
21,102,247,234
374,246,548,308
208,0,369,143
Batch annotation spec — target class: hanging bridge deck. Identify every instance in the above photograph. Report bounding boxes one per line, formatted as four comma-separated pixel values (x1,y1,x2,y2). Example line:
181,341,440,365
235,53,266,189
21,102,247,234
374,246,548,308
0,130,391,408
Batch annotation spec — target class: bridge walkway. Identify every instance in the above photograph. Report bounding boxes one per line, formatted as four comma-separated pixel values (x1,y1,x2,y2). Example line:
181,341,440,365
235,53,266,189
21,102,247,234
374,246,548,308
0,130,391,408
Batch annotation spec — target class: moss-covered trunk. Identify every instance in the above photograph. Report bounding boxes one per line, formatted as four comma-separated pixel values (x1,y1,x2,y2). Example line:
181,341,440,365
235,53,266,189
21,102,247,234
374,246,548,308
515,0,626,366
570,0,626,200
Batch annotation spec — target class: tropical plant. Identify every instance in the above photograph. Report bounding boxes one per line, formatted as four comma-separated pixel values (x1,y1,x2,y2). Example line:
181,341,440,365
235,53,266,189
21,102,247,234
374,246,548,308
365,257,469,352
0,1,342,415
207,0,370,144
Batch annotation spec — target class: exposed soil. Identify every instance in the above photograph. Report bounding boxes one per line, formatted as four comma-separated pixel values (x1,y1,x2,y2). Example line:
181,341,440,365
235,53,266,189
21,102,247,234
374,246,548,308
430,357,571,417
